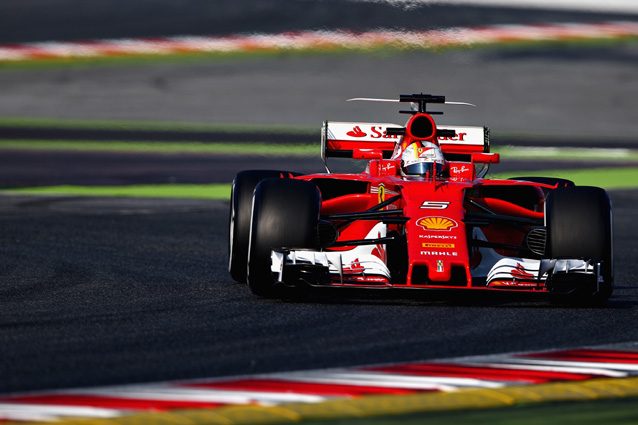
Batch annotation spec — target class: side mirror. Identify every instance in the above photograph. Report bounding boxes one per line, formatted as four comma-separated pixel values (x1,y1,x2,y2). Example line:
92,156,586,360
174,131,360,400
472,152,500,164
352,149,384,160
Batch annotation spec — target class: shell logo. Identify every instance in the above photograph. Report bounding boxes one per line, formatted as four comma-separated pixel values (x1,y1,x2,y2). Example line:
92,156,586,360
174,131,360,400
417,216,458,231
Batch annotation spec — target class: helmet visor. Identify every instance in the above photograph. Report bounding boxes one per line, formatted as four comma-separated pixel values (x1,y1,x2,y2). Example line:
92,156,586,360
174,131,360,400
403,162,444,177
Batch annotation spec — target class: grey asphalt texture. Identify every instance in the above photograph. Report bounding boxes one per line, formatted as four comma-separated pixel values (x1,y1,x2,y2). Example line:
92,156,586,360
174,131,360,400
2,126,638,149
1,191,637,395
0,149,633,188
2,0,638,397
1,43,637,142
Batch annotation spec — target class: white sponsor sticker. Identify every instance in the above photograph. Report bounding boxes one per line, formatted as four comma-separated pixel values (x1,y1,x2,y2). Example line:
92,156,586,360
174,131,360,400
420,201,450,210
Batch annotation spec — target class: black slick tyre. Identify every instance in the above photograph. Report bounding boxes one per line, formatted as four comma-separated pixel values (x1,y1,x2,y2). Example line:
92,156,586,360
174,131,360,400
228,170,296,284
545,186,613,305
247,178,321,297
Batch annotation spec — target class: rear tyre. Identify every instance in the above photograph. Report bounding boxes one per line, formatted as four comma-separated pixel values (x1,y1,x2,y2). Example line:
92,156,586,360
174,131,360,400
545,186,613,305
228,170,296,284
247,179,321,297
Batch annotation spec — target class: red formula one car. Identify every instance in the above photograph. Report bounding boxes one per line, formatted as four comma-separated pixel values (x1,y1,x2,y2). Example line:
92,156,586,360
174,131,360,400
229,94,613,304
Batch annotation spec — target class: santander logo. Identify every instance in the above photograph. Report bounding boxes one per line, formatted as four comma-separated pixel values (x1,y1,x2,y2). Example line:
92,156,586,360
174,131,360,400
346,126,367,138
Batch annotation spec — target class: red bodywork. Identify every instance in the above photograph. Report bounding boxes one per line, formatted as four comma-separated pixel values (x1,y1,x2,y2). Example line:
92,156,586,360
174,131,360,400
287,112,554,292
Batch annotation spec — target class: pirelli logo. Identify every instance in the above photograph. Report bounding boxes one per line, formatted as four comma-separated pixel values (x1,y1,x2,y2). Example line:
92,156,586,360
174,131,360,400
422,242,455,249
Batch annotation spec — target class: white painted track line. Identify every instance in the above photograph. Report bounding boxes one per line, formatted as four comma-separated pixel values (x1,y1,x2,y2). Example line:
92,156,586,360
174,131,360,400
69,385,327,405
0,403,122,422
269,370,506,390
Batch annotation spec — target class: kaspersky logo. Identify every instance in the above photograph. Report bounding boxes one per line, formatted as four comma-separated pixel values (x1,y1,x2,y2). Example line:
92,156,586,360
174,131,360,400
346,126,367,138
416,216,458,231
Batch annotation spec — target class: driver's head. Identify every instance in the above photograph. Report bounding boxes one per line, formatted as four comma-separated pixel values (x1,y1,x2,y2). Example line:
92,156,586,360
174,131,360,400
400,141,446,178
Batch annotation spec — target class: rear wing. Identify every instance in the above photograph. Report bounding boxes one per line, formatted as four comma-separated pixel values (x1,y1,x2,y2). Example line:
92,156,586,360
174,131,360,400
438,125,490,155
321,122,403,161
321,121,490,165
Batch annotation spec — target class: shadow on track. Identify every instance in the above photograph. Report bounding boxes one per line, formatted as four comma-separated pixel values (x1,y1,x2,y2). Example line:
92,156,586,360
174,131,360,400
262,284,634,310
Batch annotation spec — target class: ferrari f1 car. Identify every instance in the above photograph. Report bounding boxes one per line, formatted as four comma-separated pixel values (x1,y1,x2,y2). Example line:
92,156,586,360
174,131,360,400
229,94,613,304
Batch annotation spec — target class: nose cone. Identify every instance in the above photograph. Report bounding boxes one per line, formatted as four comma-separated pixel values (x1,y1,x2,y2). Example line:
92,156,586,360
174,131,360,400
401,180,470,286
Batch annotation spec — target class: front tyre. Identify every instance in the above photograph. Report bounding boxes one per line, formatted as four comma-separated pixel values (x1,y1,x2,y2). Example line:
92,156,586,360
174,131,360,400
546,186,613,305
247,178,321,297
228,170,296,284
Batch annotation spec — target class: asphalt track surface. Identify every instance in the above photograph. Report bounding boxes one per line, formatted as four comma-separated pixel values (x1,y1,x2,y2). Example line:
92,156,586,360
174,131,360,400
0,149,635,188
1,43,637,141
2,126,638,149
0,1,636,140
1,190,637,395
2,0,638,400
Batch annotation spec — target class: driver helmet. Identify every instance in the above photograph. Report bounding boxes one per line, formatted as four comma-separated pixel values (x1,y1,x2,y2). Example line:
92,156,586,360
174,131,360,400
401,141,446,178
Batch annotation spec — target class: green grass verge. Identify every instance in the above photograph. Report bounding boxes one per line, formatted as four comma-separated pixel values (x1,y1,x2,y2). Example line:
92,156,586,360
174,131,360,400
299,397,638,425
489,167,638,189
0,140,318,155
2,167,638,200
0,47,372,70
1,139,638,161
1,184,232,200
495,146,638,162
